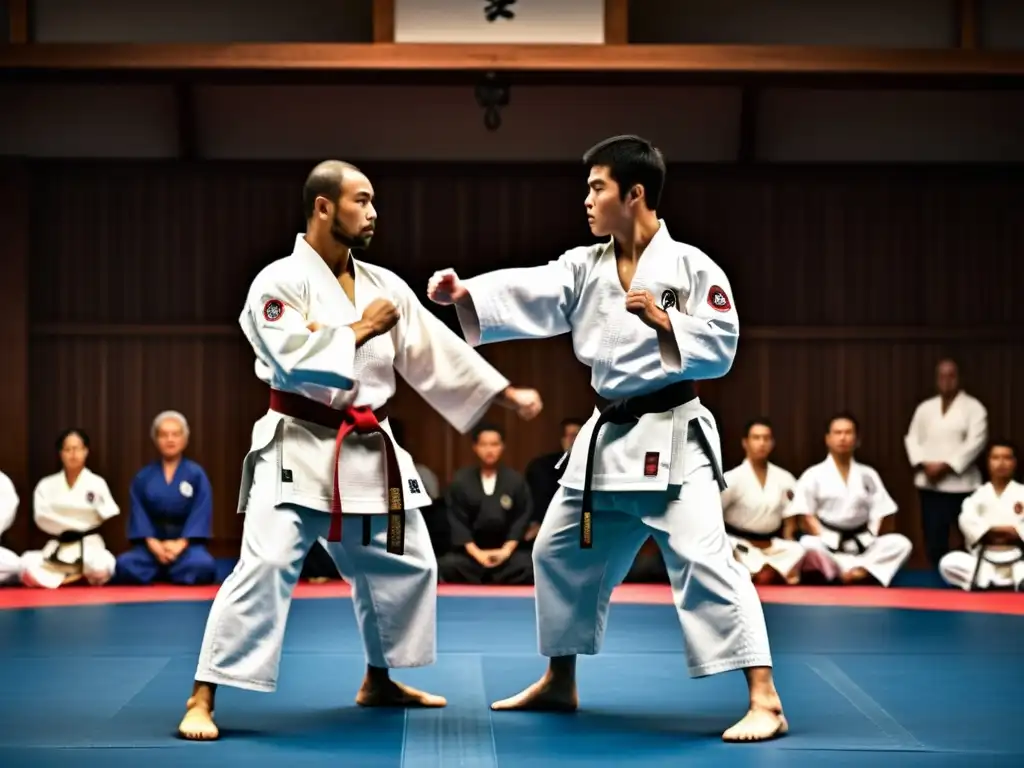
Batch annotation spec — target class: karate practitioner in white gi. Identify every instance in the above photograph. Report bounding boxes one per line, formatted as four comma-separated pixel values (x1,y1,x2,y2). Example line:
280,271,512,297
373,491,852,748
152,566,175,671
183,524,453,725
22,429,120,588
721,419,805,585
0,470,22,585
904,358,988,568
789,413,912,587
428,135,786,742
179,160,542,741
939,440,1024,591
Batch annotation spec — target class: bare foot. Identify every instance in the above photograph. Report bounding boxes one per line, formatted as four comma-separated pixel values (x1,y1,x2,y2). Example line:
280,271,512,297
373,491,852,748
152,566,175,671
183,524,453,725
490,675,578,712
356,678,447,708
722,705,788,743
841,567,871,585
177,696,219,741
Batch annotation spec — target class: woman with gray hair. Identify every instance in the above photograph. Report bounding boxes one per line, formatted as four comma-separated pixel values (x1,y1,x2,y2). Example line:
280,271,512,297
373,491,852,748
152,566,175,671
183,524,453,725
113,411,217,585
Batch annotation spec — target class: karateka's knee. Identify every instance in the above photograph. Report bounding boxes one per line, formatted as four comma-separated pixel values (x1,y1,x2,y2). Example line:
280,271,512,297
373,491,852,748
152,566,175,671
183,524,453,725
437,551,471,583
885,533,914,562
171,546,217,585
937,551,972,589
114,547,159,584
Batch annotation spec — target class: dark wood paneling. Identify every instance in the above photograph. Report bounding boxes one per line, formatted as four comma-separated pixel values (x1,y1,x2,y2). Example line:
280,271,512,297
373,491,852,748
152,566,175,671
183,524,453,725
16,162,1024,569
0,161,30,553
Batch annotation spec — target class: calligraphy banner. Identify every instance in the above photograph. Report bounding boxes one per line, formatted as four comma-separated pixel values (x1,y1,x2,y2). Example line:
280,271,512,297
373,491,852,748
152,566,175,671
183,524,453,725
393,0,606,43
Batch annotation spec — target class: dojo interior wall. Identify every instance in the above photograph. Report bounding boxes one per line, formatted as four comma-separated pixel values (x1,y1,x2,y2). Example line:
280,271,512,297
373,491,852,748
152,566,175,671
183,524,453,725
2,0,1024,563
2,158,1021,563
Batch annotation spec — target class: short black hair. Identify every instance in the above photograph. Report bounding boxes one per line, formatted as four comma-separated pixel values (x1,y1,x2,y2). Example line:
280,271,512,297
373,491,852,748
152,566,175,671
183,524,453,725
560,417,585,431
988,438,1017,458
472,423,504,442
826,411,859,434
56,428,90,451
582,134,666,210
743,418,773,437
302,160,362,221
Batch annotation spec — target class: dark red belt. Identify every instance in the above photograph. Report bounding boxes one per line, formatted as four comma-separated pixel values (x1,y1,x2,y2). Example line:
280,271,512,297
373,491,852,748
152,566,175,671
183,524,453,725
269,388,405,555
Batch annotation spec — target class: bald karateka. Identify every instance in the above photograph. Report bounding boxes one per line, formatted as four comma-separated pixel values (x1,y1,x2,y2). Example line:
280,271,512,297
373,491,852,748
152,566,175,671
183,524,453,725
178,160,542,741
939,440,1024,591
429,134,785,742
905,358,988,569
721,419,805,585
789,413,912,586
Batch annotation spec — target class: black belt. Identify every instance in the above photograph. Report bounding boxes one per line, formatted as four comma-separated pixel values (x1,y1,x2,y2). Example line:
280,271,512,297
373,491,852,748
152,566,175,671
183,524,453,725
969,545,1024,591
48,525,103,573
818,519,870,554
725,523,782,543
580,380,726,548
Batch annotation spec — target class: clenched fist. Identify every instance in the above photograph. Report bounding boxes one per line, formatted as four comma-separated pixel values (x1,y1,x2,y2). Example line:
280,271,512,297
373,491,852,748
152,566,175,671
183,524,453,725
427,269,468,306
625,289,671,333
499,387,544,421
347,298,400,347
362,298,400,335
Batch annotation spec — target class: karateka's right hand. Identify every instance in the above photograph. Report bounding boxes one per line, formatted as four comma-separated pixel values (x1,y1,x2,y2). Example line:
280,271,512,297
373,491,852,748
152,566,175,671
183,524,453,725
426,269,468,306
360,298,401,336
499,386,543,421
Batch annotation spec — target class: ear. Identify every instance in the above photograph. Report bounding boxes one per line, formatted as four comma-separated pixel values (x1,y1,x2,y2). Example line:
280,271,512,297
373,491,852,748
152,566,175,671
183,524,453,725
629,184,643,202
316,196,333,218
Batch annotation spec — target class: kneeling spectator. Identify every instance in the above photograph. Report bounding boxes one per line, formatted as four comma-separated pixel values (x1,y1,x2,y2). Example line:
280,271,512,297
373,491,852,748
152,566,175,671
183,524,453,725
115,411,217,585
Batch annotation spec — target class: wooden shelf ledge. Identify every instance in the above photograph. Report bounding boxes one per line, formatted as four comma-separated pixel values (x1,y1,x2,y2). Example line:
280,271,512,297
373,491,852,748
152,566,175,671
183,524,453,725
2,43,1023,78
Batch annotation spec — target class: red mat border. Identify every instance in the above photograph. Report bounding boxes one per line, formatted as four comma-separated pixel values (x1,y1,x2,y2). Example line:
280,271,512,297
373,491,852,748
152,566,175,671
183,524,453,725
1,582,1022,615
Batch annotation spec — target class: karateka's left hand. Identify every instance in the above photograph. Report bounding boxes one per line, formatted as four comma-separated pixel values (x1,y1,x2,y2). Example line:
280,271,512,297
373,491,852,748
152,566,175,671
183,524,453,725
625,289,672,333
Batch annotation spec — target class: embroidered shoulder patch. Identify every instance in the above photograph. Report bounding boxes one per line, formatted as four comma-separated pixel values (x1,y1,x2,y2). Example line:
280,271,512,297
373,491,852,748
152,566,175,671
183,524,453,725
263,299,284,322
660,289,678,311
707,285,731,312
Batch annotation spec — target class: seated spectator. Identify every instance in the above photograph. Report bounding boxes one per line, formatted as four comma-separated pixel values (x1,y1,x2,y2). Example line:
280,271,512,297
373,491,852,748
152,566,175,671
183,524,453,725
788,413,912,587
439,424,533,585
721,419,805,585
114,411,217,585
939,440,1024,591
22,429,119,588
0,470,22,585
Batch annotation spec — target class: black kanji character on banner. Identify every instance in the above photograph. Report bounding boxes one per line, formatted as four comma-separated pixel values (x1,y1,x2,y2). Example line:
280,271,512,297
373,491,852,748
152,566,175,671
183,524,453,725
484,0,516,23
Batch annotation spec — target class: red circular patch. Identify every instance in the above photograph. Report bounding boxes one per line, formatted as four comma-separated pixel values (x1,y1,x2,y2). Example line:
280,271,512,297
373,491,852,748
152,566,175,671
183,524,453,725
707,285,731,312
786,489,795,501
1015,502,1023,515
263,299,284,322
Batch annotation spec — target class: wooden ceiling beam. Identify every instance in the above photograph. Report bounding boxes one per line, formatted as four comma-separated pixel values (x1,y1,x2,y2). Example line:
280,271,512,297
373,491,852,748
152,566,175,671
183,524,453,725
7,0,28,43
955,0,978,50
372,0,395,43
604,0,629,45
1,43,1022,77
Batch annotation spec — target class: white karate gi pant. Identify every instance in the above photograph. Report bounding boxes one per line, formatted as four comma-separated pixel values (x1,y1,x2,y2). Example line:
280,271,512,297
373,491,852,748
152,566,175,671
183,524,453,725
0,546,22,585
20,540,116,589
799,533,911,587
938,549,1024,591
533,434,773,678
195,448,438,693
729,536,806,582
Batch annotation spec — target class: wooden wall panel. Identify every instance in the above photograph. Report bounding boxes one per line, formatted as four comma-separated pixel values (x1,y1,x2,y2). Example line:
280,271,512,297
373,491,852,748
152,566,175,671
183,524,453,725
16,161,1024,569
0,162,30,554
